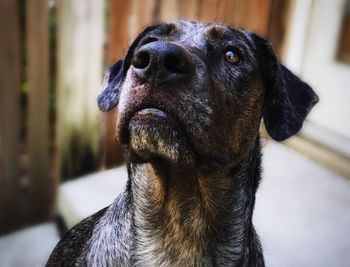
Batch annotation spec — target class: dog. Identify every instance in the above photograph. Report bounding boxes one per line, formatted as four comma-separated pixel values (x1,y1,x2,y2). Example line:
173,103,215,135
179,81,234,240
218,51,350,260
46,20,318,267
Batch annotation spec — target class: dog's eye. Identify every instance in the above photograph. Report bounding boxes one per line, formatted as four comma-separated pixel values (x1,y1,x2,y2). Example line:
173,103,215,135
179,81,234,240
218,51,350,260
224,49,241,64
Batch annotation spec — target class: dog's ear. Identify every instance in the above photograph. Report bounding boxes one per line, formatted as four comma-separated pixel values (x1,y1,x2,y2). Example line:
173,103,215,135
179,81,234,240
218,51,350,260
249,33,319,141
97,60,124,112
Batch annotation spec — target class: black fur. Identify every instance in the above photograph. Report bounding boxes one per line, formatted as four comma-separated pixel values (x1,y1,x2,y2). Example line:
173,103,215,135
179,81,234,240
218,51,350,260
249,33,319,141
47,208,108,266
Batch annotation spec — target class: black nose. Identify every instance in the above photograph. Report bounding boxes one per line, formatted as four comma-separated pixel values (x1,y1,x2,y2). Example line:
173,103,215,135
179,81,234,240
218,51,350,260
132,41,194,83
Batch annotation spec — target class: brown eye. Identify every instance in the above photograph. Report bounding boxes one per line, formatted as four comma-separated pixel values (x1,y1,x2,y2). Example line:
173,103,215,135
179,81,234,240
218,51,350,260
224,50,240,64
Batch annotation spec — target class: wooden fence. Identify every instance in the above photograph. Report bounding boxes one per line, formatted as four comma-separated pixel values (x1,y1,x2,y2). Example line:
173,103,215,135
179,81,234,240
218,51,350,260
0,0,290,234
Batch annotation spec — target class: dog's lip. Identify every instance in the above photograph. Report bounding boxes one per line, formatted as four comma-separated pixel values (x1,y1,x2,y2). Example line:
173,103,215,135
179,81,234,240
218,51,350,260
136,108,167,118
119,105,177,144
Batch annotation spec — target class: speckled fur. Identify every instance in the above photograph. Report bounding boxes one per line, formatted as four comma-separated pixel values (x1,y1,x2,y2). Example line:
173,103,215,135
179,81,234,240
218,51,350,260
46,20,318,267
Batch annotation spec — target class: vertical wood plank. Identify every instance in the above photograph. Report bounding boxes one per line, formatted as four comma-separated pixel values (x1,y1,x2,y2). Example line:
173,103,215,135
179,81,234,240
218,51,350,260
233,1,252,28
217,0,272,36
246,0,272,36
0,0,22,233
159,0,179,22
178,0,199,20
217,0,238,25
268,0,292,57
130,0,157,39
103,0,131,168
27,0,52,222
107,0,131,62
198,0,218,22
57,0,104,180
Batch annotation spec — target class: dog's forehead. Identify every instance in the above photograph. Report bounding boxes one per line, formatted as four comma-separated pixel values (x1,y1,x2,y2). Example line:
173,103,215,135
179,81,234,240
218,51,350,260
176,20,208,40
152,20,250,49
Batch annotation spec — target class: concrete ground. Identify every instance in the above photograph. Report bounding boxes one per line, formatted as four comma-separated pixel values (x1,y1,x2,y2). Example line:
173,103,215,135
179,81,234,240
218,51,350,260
0,223,59,267
255,142,350,267
1,141,349,266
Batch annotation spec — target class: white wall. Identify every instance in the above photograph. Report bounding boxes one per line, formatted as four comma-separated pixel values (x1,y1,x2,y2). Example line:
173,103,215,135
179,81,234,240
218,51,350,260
283,0,312,75
285,0,350,139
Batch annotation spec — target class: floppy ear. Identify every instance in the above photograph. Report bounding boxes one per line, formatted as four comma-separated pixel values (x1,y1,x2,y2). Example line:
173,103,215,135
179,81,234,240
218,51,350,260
97,60,124,112
250,33,319,141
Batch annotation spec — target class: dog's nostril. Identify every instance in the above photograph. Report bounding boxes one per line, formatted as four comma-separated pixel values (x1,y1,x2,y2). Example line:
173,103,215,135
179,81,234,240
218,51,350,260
132,42,194,81
164,53,190,74
132,51,150,69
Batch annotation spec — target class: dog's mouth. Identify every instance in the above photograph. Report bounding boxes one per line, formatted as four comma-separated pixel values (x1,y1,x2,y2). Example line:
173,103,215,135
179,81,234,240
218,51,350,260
136,108,167,118
119,106,195,164
120,107,176,142
127,107,180,139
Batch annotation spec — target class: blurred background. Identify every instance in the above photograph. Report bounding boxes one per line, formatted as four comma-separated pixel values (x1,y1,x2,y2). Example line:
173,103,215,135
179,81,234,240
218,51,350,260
0,0,349,266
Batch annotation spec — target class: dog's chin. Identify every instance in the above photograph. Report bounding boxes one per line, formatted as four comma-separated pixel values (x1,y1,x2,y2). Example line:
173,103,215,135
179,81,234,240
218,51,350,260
124,109,195,165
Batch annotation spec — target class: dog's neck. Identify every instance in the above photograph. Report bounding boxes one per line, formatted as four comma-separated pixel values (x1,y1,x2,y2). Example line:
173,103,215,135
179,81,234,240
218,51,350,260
129,137,264,266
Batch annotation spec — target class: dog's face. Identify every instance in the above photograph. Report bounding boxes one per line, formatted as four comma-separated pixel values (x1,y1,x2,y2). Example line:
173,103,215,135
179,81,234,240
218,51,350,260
98,21,318,168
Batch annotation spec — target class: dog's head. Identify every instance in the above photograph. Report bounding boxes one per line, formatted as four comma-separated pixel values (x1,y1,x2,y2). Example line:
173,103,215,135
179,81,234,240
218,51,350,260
98,21,318,168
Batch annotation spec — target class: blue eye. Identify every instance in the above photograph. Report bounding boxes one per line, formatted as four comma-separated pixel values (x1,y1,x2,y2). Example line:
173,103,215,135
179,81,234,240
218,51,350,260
224,50,241,64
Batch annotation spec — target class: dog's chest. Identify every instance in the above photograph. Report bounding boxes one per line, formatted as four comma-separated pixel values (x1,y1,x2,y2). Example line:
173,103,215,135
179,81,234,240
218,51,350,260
133,236,212,267
132,234,244,267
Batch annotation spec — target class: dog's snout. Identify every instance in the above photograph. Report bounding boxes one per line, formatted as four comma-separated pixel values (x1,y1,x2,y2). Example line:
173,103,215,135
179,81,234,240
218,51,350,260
132,41,194,83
